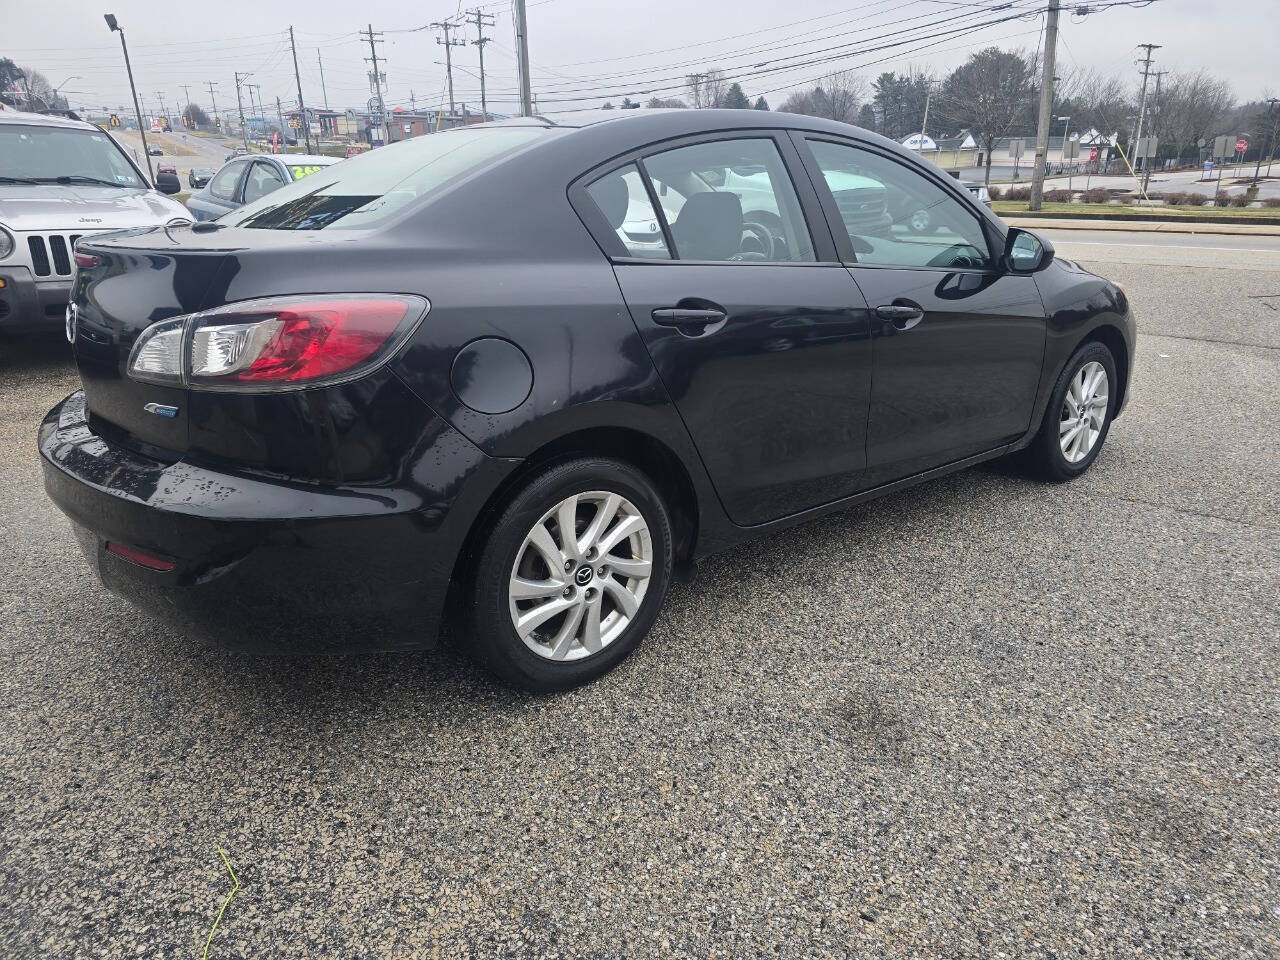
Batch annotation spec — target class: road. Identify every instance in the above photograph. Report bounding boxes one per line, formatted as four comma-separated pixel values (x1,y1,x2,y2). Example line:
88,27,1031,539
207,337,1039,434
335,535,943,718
1,229,1277,958
111,128,241,187
958,165,1279,201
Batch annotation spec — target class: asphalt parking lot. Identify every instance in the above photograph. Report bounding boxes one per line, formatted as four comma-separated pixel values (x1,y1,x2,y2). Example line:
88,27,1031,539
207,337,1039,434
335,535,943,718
1,235,1277,958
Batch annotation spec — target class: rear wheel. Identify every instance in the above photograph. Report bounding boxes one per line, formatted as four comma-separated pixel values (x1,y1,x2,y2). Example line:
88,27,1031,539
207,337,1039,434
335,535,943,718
467,457,673,691
1027,341,1117,481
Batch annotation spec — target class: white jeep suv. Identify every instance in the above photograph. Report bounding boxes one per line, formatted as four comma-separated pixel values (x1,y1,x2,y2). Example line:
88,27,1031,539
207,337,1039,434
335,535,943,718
0,110,190,335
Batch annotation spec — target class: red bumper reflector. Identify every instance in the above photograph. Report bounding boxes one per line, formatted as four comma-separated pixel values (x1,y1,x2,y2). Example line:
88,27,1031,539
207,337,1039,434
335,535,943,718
74,253,100,269
105,541,176,572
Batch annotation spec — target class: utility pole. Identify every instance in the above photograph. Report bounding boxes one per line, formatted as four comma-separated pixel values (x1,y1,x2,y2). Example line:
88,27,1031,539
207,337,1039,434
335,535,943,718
1140,70,1167,195
1057,115,1071,191
276,95,286,146
179,83,193,127
205,81,219,131
317,49,329,109
288,25,313,153
1028,0,1061,211
919,79,936,146
233,71,251,152
1252,98,1279,185
1130,42,1161,180
361,23,387,144
246,83,262,133
432,19,465,120
513,0,533,117
467,8,496,122
103,15,153,180
155,91,169,130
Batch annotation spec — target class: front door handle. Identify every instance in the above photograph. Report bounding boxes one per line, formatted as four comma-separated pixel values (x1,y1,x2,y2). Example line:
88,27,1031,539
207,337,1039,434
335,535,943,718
874,304,924,330
652,307,728,326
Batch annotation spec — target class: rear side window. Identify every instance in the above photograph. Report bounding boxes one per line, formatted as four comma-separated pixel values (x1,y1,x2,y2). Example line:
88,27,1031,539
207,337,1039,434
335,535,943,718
585,164,670,260
229,127,548,230
243,161,286,203
641,138,815,263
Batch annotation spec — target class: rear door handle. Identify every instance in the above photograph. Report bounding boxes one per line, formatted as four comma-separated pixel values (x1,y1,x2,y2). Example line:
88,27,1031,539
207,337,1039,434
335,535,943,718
652,307,728,326
874,304,924,330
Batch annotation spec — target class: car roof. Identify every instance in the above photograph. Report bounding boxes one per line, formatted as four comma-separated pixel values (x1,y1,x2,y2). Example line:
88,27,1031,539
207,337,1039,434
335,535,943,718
0,108,99,131
272,154,339,165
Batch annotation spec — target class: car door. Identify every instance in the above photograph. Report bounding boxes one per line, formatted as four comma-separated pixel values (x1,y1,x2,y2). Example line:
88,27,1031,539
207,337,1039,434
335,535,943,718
795,135,1047,488
573,133,873,527
187,159,248,221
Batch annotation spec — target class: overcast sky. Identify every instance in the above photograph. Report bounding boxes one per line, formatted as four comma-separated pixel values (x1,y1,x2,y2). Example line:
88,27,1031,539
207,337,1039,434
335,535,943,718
4,0,1276,123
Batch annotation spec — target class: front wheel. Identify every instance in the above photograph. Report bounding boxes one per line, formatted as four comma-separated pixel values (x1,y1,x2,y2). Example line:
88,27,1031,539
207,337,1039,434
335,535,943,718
467,457,673,691
1027,341,1118,481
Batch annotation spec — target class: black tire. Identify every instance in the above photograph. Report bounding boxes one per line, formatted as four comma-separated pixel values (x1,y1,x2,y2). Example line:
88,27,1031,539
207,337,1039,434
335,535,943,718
466,457,673,692
1027,340,1118,482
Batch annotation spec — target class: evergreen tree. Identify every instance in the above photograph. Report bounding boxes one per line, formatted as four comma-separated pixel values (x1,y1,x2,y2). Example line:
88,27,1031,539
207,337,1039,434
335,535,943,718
721,83,751,110
754,96,770,110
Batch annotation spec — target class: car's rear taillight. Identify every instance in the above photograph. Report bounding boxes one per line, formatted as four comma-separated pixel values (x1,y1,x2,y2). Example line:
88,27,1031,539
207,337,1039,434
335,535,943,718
127,294,428,391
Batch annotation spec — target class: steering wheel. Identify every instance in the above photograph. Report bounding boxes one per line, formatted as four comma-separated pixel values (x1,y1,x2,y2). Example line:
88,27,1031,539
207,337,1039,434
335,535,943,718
739,220,775,260
927,243,983,269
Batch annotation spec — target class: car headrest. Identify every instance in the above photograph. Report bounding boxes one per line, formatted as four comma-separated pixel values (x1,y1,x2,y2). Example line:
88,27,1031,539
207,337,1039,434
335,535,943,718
672,191,742,261
592,174,629,229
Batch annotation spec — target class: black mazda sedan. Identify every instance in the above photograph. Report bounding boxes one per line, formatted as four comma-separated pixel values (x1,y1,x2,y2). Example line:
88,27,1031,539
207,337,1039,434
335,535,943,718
41,110,1134,691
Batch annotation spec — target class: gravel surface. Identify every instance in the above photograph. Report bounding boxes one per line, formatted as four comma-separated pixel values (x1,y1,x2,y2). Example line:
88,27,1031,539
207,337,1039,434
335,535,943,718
1,247,1277,958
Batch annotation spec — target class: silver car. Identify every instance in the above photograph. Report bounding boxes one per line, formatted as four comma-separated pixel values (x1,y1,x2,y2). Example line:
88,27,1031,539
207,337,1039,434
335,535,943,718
0,110,189,334
185,154,340,221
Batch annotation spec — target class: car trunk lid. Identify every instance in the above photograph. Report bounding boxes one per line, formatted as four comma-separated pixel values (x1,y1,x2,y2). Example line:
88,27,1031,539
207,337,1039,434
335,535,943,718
70,225,230,455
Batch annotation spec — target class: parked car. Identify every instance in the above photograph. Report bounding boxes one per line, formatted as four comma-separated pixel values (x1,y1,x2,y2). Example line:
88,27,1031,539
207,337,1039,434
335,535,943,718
186,154,339,220
188,167,214,188
42,111,1135,691
0,109,190,335
224,146,249,162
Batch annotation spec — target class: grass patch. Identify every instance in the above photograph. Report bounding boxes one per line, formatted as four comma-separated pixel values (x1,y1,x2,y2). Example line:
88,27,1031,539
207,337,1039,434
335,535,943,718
992,201,1279,220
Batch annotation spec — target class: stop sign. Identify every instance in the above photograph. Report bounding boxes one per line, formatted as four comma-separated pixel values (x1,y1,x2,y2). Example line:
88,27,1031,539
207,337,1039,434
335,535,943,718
1235,137,1248,153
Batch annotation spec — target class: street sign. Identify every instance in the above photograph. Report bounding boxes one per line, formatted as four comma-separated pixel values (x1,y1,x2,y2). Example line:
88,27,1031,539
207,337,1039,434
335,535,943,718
1089,146,1099,162
403,123,411,134
1135,136,1158,159
1212,134,1233,158
1235,137,1248,154
1064,140,1080,159
288,118,300,128
1009,138,1025,159
109,114,120,127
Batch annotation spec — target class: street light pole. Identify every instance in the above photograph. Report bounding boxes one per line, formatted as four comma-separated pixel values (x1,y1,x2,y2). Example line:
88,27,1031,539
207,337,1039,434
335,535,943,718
1253,98,1279,186
104,14,153,181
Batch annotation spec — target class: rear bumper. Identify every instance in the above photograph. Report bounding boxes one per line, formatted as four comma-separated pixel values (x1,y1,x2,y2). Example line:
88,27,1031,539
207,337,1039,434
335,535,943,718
39,391,517,653
0,268,70,333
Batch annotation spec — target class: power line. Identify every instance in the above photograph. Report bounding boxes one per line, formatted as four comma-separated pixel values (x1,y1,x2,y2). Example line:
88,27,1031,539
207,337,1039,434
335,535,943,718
432,19,466,118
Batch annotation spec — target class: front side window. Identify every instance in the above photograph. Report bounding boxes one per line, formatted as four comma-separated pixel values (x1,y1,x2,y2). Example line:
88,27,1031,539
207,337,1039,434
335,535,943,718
807,139,992,270
228,126,549,230
641,138,815,263
585,164,670,260
208,161,246,202
0,125,143,188
243,161,286,204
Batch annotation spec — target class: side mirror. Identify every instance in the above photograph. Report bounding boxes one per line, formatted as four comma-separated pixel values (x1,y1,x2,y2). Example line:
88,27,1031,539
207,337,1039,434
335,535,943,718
154,172,182,195
1003,227,1054,272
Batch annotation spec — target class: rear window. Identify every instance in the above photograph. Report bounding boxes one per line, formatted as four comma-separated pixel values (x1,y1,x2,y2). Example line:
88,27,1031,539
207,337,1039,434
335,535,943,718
227,127,548,231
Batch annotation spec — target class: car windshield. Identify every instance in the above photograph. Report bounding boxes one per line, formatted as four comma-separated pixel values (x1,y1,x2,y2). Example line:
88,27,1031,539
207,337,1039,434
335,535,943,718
0,125,144,188
227,126,549,230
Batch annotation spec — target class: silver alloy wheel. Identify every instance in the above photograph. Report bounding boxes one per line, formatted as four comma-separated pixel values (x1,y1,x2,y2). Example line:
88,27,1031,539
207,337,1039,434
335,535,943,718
1059,360,1109,463
507,490,653,662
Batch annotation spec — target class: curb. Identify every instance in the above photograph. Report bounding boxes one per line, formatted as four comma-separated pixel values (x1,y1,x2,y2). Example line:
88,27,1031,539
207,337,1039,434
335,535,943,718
1001,216,1280,237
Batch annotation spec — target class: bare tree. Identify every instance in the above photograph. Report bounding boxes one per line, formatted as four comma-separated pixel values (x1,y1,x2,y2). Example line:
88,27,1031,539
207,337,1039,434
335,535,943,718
778,72,867,124
938,48,1036,185
686,69,727,109
1158,70,1235,162
647,96,688,109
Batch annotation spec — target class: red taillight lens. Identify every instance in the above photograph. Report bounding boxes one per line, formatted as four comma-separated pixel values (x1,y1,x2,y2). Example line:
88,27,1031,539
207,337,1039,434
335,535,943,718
74,252,99,269
224,299,410,384
129,294,429,391
105,541,176,572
